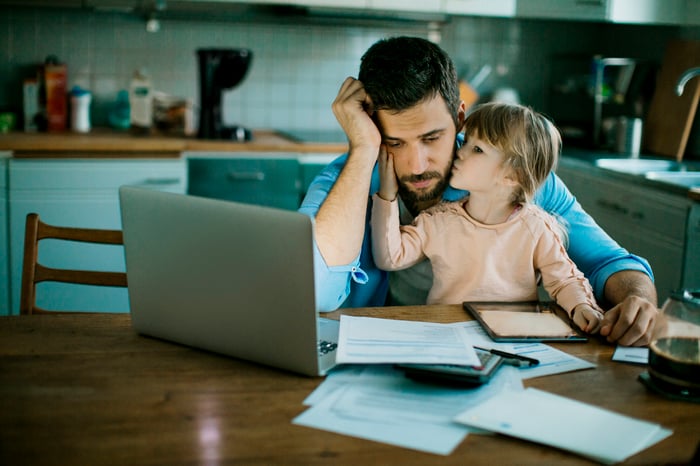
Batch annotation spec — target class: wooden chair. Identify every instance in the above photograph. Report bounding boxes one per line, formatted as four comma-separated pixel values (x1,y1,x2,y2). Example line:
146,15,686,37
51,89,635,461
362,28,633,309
20,213,128,315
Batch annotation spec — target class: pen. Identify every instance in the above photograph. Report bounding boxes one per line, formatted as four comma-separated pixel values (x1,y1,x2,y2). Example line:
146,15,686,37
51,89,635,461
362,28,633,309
474,346,540,367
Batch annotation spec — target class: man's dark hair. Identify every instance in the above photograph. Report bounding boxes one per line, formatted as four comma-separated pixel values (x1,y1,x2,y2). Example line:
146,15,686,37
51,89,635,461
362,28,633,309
358,36,460,123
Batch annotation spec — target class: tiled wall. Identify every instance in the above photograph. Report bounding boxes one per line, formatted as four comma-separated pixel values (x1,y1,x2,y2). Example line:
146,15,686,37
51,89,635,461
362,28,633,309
0,5,694,133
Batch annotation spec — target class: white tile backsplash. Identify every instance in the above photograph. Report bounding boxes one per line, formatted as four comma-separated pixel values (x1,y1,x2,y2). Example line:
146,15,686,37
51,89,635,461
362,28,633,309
0,5,689,134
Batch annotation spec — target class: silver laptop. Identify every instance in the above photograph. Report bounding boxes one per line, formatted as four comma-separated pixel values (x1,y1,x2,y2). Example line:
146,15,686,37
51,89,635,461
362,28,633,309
118,186,338,376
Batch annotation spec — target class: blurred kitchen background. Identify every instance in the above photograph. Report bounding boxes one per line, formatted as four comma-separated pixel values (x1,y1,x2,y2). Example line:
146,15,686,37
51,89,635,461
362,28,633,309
1,1,699,147
2,1,700,314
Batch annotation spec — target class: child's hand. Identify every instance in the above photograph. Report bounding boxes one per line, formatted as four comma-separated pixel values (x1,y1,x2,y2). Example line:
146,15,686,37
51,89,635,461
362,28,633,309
572,304,605,334
378,145,398,201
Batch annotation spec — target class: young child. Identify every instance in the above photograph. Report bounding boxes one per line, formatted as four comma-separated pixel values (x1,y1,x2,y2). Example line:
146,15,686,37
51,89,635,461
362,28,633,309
370,102,604,333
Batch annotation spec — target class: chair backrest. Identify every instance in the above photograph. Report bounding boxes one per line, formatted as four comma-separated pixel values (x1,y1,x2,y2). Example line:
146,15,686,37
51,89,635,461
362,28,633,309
20,213,128,315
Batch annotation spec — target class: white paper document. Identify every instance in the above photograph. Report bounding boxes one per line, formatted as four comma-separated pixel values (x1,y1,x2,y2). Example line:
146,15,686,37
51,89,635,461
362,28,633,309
454,387,672,464
460,320,596,379
504,342,596,379
613,346,649,365
336,315,480,366
295,318,599,455
294,364,523,455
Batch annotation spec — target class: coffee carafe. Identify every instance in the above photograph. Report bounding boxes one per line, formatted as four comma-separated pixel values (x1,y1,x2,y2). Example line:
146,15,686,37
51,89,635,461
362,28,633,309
196,48,252,141
640,289,700,402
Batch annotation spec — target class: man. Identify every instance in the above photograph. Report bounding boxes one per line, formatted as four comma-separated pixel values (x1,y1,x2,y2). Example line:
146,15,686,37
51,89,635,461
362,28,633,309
299,36,657,346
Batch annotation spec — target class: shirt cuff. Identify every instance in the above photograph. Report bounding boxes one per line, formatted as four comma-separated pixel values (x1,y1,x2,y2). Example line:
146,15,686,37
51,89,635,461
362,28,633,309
312,240,368,311
589,255,654,303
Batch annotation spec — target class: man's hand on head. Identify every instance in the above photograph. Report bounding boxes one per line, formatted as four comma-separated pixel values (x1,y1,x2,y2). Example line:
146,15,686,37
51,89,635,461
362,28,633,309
332,77,381,155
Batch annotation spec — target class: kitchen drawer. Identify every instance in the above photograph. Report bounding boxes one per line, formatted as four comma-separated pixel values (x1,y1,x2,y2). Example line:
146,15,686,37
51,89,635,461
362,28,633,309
9,159,187,191
188,157,301,210
558,166,688,243
557,163,692,301
298,154,336,193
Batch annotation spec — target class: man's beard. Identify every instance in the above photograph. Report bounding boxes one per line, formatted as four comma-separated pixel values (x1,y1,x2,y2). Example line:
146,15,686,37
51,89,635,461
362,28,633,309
397,170,451,216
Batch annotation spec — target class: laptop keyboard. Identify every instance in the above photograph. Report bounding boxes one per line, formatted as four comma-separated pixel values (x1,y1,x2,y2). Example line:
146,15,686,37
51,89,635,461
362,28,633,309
318,340,338,355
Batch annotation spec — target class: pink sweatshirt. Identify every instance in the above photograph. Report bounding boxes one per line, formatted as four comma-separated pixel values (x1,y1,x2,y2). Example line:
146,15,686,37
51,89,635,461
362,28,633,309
370,195,600,315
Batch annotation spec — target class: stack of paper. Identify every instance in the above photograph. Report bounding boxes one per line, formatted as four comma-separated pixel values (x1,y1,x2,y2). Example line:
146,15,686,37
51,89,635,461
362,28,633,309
294,363,523,455
336,315,481,366
293,316,671,461
335,315,597,379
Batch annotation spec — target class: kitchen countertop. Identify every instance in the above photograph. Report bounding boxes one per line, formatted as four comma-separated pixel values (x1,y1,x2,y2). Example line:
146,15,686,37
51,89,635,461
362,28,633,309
690,187,700,201
0,129,349,157
1,130,697,201
560,148,700,202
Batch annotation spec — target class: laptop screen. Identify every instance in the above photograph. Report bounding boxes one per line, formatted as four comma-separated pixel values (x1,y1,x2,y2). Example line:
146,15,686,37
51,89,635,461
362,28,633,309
119,186,326,376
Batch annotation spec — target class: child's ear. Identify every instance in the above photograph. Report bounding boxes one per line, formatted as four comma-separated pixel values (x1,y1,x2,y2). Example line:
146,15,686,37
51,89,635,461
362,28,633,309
501,169,520,187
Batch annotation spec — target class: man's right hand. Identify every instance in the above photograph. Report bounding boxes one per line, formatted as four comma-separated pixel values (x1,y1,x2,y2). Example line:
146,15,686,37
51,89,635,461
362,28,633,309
332,77,382,155
314,78,384,267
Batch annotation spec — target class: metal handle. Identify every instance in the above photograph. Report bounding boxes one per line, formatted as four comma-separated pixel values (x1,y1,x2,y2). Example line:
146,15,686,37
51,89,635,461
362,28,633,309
227,171,265,182
596,199,629,215
143,177,182,186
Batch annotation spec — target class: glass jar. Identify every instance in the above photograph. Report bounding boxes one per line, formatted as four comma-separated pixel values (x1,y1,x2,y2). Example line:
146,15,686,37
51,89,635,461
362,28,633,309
645,289,700,401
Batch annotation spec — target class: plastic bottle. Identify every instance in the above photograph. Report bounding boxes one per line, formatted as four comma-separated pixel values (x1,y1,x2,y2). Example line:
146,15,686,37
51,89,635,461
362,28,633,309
70,86,91,133
109,90,131,130
129,69,152,134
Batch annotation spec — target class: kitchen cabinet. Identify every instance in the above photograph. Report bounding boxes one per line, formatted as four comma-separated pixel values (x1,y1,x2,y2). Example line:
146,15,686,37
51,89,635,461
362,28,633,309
688,0,700,26
168,0,370,8
187,155,302,210
0,153,9,314
187,153,334,211
369,0,442,13
12,0,698,24
444,0,517,17
557,159,693,303
177,0,365,4
293,0,368,7
299,156,332,195
6,158,187,315
192,0,514,17
516,0,685,24
684,202,700,291
170,0,481,15
172,0,691,23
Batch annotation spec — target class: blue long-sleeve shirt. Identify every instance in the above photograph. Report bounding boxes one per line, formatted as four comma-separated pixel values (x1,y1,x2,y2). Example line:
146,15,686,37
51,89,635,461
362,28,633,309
299,150,653,311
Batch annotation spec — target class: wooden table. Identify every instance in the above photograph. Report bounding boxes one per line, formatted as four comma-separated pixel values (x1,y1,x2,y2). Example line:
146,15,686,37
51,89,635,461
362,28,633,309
1,305,698,465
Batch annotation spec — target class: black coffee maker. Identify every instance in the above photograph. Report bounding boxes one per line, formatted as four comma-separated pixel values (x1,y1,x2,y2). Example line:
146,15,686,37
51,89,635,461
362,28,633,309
196,48,253,141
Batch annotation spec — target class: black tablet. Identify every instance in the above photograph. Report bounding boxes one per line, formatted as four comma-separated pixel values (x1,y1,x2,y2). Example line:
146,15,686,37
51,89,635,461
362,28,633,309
463,300,588,342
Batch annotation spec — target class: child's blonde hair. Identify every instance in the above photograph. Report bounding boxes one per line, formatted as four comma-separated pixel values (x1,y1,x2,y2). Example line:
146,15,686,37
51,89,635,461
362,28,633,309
462,102,561,205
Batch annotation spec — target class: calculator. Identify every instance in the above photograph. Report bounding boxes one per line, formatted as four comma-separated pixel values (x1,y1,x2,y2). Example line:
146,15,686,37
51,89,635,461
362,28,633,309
395,348,504,387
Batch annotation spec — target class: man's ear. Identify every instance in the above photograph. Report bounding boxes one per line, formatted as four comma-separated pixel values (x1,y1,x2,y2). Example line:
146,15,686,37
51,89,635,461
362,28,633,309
456,101,467,128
